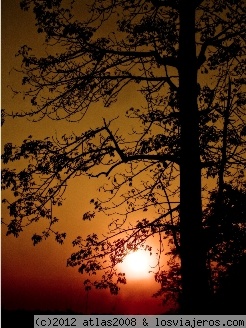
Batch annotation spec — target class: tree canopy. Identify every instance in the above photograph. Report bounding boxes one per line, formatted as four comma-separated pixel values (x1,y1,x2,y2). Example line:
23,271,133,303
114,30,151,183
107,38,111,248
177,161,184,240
2,0,246,313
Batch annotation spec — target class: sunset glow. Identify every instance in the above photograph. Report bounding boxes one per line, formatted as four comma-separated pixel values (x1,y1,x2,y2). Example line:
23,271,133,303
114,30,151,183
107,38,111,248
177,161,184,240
2,0,245,317
120,250,154,279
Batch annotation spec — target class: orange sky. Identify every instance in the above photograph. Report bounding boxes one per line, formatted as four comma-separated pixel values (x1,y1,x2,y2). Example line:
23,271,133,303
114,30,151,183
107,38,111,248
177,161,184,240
1,0,171,314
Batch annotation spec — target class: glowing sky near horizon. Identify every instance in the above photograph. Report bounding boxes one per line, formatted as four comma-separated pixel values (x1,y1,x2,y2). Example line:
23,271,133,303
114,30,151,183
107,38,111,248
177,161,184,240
1,0,168,314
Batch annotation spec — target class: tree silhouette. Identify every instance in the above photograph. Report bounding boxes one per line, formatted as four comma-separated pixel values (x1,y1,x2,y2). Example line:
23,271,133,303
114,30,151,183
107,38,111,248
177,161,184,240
2,0,246,313
212,253,246,314
153,183,246,312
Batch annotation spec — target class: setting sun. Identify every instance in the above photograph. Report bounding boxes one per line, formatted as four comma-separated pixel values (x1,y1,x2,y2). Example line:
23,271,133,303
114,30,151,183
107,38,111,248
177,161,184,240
119,250,154,279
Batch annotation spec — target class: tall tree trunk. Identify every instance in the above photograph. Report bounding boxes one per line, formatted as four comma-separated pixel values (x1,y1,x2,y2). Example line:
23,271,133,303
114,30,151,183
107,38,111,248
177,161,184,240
178,2,210,313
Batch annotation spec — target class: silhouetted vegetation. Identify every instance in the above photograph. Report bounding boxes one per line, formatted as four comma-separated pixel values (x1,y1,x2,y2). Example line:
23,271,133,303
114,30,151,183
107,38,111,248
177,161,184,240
2,0,246,313
154,185,246,313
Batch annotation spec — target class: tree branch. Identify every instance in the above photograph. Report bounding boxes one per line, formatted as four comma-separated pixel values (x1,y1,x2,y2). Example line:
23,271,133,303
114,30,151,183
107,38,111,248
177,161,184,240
88,45,178,68
197,25,246,68
150,0,178,10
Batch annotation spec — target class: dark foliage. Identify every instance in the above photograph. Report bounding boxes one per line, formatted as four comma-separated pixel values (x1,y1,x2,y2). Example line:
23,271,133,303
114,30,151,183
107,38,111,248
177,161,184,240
2,0,246,313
